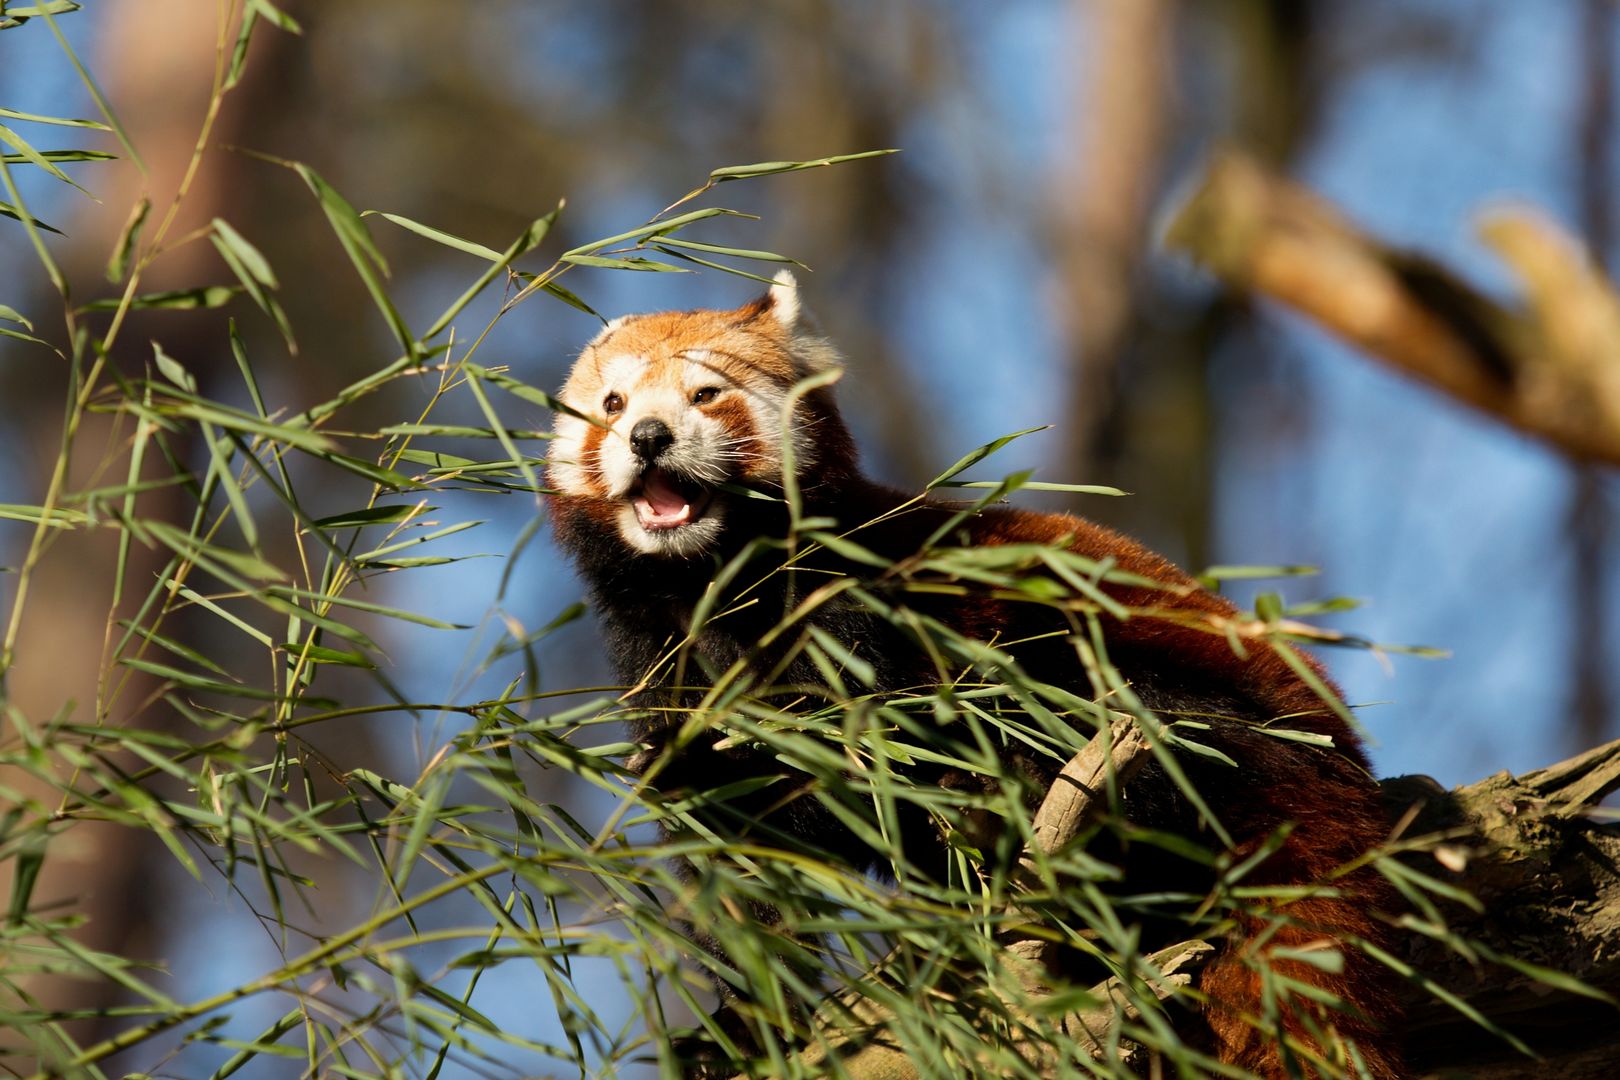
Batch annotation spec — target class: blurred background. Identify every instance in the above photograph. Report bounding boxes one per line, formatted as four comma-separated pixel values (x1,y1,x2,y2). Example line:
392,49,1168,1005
3,1,1618,1075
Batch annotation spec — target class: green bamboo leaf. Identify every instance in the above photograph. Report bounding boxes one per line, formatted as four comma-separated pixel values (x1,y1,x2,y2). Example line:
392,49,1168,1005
0,503,88,527
225,3,262,89
151,342,196,392
0,199,64,234
267,585,470,629
653,235,804,265
560,253,689,272
806,626,875,687
142,520,285,582
105,196,149,283
1476,945,1616,1003
36,8,145,174
708,150,899,181
228,320,272,421
200,423,259,550
1254,727,1337,748
1200,564,1320,582
208,1009,304,1078
562,206,750,257
463,371,541,494
652,245,779,284
422,206,558,339
0,123,89,195
116,619,230,676
802,531,891,570
313,451,421,490
313,504,431,529
926,426,1051,488
171,583,273,648
0,303,32,330
291,162,416,357
5,836,45,924
282,642,374,668
211,218,296,351
538,279,599,319
0,106,109,130
247,0,301,32
467,365,592,422
0,326,50,349
351,520,483,562
82,285,241,311
211,218,279,288
395,448,480,470
226,0,301,90
3,2,83,17
936,480,1127,496
380,423,549,439
154,400,335,454
1,148,113,163
363,211,504,261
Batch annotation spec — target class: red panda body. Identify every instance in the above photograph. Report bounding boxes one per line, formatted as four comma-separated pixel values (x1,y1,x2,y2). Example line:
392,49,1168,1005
548,273,1403,1077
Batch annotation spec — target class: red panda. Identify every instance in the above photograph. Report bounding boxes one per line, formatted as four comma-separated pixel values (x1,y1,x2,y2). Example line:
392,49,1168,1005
547,271,1403,1078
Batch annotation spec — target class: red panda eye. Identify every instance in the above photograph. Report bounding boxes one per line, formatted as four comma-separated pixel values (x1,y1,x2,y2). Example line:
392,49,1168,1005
692,387,720,405
603,392,624,415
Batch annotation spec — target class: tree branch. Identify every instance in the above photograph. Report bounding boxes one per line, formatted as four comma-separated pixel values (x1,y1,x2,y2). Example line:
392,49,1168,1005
1164,149,1620,466
768,737,1620,1078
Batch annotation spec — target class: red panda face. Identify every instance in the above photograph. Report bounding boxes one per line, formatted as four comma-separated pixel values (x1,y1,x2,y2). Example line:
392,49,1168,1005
549,270,840,557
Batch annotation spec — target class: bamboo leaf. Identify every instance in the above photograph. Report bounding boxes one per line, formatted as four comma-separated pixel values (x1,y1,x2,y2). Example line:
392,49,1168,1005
560,253,689,273
0,106,109,130
707,150,899,181
313,505,431,529
0,199,64,234
0,326,50,349
562,206,750,257
211,218,296,351
291,162,416,357
422,205,558,339
363,211,504,261
151,342,196,392
653,235,804,265
926,426,1051,488
538,279,599,319
211,218,279,289
82,285,241,311
0,122,89,194
267,585,470,629
105,196,149,283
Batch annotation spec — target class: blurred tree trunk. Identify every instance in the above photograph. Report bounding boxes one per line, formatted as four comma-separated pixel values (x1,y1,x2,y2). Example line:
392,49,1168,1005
1049,0,1175,522
1,3,319,1062
1571,0,1617,755
1050,0,1326,566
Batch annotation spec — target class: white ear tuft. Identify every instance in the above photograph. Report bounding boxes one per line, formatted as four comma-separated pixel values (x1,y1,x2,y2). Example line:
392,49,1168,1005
586,315,627,347
767,268,800,331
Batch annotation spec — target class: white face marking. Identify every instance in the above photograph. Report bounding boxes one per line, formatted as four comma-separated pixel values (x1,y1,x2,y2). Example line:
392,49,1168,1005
549,329,839,558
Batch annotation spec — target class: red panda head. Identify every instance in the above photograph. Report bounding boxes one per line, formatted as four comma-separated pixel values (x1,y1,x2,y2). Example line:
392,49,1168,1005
549,270,844,557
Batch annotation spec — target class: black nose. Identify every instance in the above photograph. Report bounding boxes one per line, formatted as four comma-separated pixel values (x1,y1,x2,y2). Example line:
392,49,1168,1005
630,418,674,462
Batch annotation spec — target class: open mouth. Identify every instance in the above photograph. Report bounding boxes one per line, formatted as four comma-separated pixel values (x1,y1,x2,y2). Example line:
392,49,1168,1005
631,467,713,530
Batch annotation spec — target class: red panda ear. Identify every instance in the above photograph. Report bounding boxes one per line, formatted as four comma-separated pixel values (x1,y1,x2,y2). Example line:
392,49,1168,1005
764,268,801,331
738,269,803,331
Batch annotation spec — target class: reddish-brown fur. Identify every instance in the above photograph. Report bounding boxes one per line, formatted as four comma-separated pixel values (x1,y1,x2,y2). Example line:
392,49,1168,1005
549,287,1403,1077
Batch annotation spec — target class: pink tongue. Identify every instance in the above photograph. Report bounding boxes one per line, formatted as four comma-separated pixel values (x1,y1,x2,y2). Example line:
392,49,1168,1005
637,471,691,526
